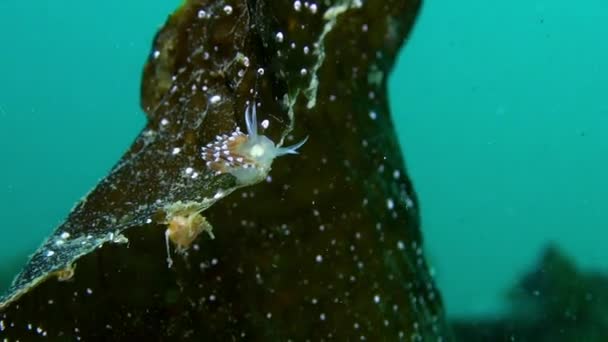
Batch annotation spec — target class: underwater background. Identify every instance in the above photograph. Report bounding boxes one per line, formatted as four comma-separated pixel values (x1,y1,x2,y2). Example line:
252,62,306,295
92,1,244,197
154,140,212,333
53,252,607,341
1,0,606,322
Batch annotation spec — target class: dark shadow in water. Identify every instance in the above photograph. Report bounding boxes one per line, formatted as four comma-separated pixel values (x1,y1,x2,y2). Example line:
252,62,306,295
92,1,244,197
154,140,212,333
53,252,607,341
452,244,608,341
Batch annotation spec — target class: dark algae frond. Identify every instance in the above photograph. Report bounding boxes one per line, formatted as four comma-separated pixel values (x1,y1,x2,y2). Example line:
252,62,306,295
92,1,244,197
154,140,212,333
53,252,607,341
0,0,450,340
453,245,608,341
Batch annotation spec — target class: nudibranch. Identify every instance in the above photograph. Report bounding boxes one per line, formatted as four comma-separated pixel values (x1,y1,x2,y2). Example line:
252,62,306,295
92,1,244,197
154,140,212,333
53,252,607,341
201,102,308,184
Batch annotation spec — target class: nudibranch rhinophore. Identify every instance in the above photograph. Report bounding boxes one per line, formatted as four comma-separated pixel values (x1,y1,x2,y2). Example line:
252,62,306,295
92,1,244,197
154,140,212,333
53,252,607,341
201,102,308,184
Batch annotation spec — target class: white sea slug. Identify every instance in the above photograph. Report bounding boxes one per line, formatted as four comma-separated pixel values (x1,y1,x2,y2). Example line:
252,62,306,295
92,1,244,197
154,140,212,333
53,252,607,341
201,102,308,184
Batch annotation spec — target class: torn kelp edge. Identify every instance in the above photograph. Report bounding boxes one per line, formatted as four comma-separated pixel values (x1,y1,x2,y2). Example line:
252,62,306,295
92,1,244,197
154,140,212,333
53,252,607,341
0,189,236,310
304,0,363,109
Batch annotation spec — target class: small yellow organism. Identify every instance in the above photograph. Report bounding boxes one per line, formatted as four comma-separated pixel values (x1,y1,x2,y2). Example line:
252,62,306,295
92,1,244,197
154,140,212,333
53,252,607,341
54,263,76,282
163,201,214,268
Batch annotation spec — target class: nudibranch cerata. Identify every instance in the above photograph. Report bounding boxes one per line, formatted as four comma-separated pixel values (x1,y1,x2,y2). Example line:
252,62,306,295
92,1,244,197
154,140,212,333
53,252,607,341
201,102,308,184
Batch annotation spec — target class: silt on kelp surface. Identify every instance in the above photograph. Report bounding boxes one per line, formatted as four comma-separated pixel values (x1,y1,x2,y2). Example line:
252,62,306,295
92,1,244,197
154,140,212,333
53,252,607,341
0,0,449,340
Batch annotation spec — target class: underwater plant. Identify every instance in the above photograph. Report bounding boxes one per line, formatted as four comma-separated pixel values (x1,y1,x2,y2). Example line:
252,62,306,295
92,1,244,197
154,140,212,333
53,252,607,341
0,0,448,340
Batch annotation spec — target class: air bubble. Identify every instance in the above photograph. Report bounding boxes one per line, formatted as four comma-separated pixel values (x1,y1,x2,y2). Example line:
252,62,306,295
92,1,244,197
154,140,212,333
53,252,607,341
210,95,221,104
397,241,405,250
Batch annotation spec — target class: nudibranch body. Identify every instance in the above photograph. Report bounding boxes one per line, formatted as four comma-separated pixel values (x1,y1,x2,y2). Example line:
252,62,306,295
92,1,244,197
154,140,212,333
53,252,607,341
201,103,308,184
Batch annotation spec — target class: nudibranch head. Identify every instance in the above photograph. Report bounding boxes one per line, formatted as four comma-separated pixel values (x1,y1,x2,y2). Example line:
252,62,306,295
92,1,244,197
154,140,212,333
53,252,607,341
201,102,308,184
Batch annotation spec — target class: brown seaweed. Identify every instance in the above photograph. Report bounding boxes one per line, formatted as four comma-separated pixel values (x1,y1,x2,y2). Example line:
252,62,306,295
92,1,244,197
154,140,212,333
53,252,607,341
453,245,608,341
0,0,449,339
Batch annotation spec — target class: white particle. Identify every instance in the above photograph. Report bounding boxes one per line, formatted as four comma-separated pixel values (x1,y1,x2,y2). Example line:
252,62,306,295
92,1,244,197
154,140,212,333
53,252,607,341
86,288,93,295
303,46,310,54
185,167,193,174
257,68,265,75
161,118,169,126
275,32,284,42
172,147,181,155
46,250,55,257
261,119,269,129
290,42,297,49
60,232,70,239
300,68,308,76
405,197,414,209
386,198,394,210
153,50,160,59
294,0,302,11
397,240,405,250
320,313,326,320
393,170,400,179
354,322,360,329
191,172,199,179
266,312,272,319
211,258,218,265
223,5,233,15
309,3,318,13
315,254,323,263
197,9,207,18
373,295,380,303
369,111,377,120
146,218,152,224
362,24,369,32
242,56,250,67
209,294,216,301
210,95,221,104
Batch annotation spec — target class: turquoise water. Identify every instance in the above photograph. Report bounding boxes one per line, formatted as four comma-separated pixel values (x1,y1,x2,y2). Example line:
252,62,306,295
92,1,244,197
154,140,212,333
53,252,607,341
1,0,607,319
